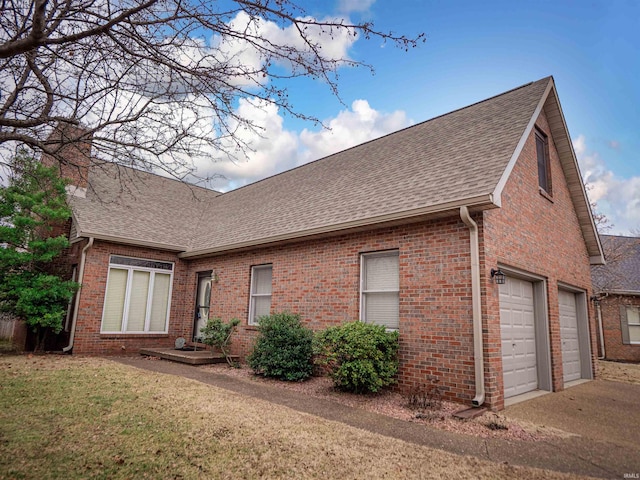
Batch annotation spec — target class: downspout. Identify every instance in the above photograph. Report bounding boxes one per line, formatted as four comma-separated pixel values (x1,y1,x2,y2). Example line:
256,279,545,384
460,206,485,407
62,237,94,353
596,294,607,360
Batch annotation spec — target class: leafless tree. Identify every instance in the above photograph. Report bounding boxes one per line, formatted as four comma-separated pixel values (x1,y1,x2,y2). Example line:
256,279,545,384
1,0,423,181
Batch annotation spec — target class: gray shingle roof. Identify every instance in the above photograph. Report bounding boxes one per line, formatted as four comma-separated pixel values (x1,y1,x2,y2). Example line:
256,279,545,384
69,76,601,262
70,164,220,250
592,235,640,293
187,77,550,254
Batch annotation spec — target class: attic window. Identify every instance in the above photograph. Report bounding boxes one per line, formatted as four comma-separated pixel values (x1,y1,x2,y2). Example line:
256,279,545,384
535,127,552,195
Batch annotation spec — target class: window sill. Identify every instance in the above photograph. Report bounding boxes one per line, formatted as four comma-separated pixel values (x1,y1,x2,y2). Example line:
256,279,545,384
538,187,554,203
100,333,169,339
245,326,259,331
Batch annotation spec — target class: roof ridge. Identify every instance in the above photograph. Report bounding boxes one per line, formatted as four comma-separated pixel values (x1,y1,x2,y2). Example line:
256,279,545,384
89,161,222,196
215,76,553,199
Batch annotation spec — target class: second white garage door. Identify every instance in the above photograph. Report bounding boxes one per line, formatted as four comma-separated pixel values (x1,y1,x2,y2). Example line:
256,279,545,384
500,277,537,398
559,289,581,383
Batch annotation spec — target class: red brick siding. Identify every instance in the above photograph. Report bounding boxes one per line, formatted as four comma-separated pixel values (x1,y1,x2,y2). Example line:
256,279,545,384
184,217,480,405
599,295,640,362
41,124,92,188
72,241,190,355
482,108,597,409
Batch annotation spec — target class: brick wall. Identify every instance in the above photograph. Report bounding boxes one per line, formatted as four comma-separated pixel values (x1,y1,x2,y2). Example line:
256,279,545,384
482,108,597,409
41,124,92,189
184,216,480,405
599,295,640,362
72,241,190,355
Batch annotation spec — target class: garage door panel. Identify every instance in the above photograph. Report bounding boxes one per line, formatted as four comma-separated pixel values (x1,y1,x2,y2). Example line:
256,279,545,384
500,277,537,398
559,290,581,383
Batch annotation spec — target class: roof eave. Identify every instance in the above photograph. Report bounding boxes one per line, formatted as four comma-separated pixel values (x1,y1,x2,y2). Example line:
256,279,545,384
76,231,187,252
179,195,497,259
600,290,640,297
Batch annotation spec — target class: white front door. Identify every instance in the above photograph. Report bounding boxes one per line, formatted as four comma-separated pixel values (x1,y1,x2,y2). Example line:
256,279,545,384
500,277,537,398
559,290,581,383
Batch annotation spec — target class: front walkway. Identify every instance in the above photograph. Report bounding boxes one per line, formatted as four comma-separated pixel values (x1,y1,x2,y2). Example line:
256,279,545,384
113,357,640,479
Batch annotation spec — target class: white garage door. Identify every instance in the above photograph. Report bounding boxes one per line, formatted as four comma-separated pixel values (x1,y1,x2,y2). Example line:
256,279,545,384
500,277,537,398
559,290,581,383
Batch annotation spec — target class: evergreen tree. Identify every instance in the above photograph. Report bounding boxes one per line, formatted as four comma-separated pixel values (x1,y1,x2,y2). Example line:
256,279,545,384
0,150,78,350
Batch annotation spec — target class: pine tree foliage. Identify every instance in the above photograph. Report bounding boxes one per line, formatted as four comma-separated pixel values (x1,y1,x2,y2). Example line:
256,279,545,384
0,150,78,347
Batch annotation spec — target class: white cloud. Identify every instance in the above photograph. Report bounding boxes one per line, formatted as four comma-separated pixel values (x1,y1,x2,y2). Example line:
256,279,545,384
574,134,640,234
196,98,411,191
209,11,358,88
337,0,376,13
299,99,409,163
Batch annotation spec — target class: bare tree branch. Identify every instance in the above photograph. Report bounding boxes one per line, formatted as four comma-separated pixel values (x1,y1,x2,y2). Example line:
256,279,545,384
0,0,424,182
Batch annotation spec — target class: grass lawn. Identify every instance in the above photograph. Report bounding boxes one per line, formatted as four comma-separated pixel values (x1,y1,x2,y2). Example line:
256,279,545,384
0,355,582,479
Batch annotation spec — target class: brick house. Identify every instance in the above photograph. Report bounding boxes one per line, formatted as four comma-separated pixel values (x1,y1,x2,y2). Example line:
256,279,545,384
591,235,640,362
56,76,603,410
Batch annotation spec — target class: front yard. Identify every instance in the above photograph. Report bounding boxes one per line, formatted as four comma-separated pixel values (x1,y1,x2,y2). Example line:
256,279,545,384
0,354,584,480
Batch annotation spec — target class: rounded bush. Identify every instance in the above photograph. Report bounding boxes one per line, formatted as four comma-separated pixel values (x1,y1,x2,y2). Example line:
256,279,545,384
248,312,314,381
313,321,399,393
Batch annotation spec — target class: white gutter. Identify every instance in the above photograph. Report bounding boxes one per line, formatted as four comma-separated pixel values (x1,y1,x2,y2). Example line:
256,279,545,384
63,237,94,353
460,206,485,407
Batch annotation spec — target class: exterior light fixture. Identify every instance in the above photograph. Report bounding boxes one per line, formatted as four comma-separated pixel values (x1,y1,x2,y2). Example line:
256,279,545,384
490,268,506,285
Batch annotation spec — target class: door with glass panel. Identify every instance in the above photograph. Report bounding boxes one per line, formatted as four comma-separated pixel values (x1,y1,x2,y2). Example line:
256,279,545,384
193,272,212,341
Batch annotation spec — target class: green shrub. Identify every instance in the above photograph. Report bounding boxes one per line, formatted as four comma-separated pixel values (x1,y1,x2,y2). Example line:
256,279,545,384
248,312,314,381
314,321,399,393
199,317,240,366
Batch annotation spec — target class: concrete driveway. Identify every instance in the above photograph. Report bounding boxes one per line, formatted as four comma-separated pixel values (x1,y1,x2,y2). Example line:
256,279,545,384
505,379,640,476
505,380,639,449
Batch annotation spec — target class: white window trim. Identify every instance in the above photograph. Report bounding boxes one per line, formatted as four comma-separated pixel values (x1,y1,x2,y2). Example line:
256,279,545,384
248,264,272,326
100,256,174,334
627,306,640,345
359,250,400,330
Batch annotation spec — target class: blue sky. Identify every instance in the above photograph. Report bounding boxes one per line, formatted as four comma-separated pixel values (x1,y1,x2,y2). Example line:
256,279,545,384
201,0,639,235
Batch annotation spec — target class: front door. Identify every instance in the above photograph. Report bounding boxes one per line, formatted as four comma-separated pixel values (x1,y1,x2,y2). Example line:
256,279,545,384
193,272,211,341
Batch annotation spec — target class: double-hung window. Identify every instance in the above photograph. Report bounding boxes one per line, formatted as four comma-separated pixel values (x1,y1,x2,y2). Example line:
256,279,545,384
360,251,399,330
249,264,272,325
535,127,552,195
101,256,173,334
625,306,640,344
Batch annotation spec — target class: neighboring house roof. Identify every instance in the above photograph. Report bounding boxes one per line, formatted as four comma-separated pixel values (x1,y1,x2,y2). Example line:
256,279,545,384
592,235,640,295
69,76,604,263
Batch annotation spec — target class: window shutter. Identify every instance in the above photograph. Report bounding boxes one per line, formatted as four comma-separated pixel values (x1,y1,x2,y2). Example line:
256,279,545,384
149,273,171,332
102,268,127,332
126,270,150,331
620,305,630,345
